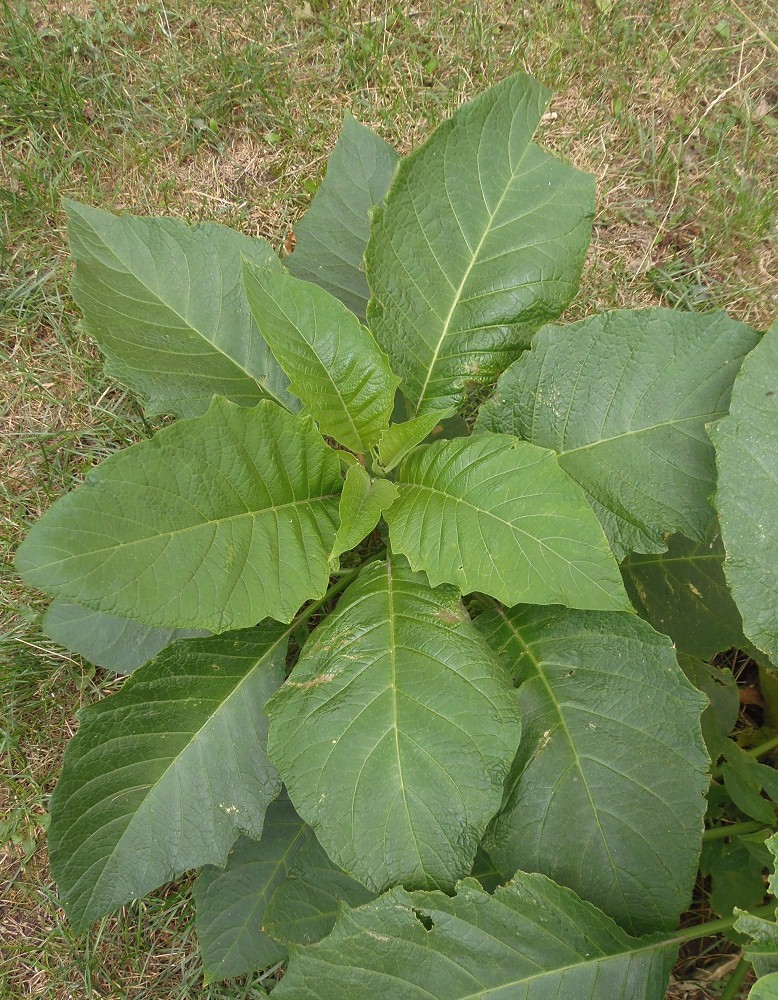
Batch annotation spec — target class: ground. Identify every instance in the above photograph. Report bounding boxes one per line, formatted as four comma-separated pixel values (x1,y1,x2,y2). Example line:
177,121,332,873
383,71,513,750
1,0,776,996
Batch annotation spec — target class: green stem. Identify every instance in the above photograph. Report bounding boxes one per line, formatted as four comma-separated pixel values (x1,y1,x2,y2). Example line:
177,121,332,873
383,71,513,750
748,734,778,761
719,956,751,1000
671,904,775,945
703,820,767,841
291,547,388,629
711,735,778,781
294,567,361,626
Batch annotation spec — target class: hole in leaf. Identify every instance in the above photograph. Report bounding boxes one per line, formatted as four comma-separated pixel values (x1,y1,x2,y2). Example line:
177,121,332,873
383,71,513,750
413,909,434,931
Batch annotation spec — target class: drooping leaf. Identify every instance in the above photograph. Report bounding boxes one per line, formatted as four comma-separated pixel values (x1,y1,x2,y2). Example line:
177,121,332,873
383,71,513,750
17,398,342,632
736,911,778,977
330,465,397,566
42,600,209,673
243,264,399,452
264,837,375,947
721,742,778,826
704,842,770,919
273,874,679,1000
678,655,739,755
384,433,630,612
376,408,455,473
621,521,747,658
286,113,399,320
65,200,297,417
366,72,595,417
711,318,778,662
266,558,521,892
48,625,287,932
478,309,760,558
194,794,312,983
476,602,709,934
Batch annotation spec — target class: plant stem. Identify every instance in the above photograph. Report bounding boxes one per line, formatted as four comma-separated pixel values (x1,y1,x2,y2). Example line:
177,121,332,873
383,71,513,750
719,956,751,1000
671,904,775,945
703,820,767,841
291,548,388,629
748,734,778,761
711,735,778,781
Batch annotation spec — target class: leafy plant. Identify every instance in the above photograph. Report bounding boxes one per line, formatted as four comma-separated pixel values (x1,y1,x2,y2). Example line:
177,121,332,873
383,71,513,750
16,71,778,997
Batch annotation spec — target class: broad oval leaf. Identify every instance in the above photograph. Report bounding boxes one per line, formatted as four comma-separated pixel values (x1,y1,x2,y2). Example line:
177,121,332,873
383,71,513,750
621,521,747,658
49,625,287,932
711,317,778,661
330,465,398,566
476,603,709,934
366,72,595,417
194,793,312,983
266,558,521,892
384,433,630,612
264,837,375,947
243,263,399,452
43,600,209,673
65,200,297,417
286,113,399,320
16,398,342,631
477,308,760,558
273,874,679,1000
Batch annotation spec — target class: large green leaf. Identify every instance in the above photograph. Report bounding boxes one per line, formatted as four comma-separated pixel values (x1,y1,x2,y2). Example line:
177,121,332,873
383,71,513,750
273,874,678,999
194,794,312,983
621,522,747,658
366,72,595,417
711,318,778,661
42,600,208,673
65,200,297,417
476,603,709,934
242,263,399,452
286,113,399,320
16,398,342,631
330,465,397,566
478,309,760,558
266,558,521,892
264,837,375,947
384,433,630,612
48,625,287,932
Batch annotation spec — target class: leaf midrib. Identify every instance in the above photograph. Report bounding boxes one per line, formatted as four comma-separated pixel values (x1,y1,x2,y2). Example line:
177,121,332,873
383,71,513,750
254,285,364,450
385,558,424,877
412,138,534,416
397,479,618,603
205,821,310,970
73,214,287,406
32,494,341,570
68,631,290,923
316,905,674,999
487,602,631,924
558,411,722,458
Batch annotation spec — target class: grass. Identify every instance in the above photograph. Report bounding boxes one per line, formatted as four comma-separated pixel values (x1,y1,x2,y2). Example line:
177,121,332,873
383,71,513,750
1,0,776,995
